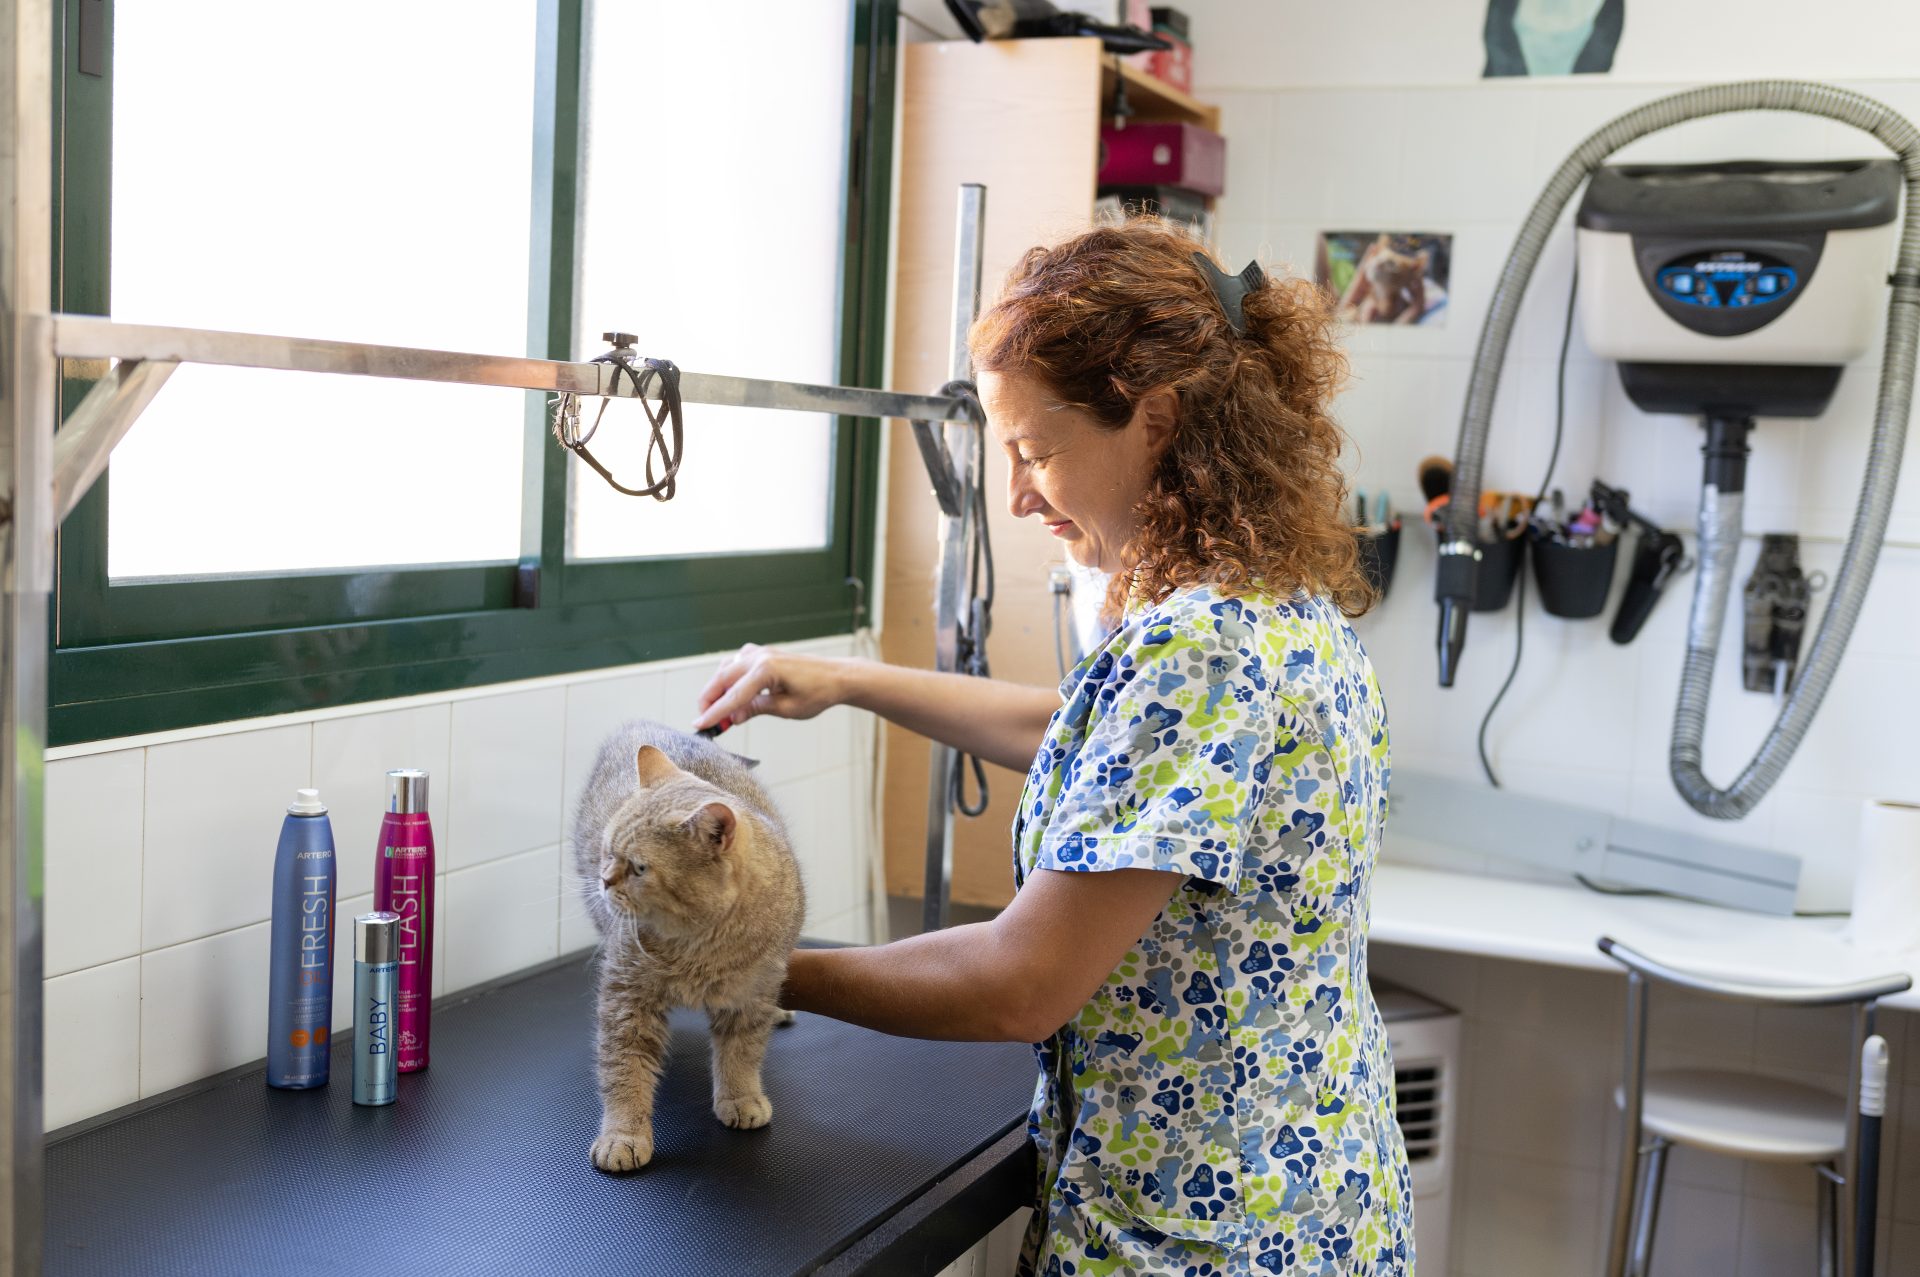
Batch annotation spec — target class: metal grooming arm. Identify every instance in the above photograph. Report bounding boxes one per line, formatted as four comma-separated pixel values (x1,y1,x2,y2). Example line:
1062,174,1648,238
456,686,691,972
920,184,987,936
0,6,984,1251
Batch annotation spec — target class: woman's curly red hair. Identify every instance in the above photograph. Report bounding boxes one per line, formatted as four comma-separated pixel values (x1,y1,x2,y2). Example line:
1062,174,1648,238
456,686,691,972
969,217,1373,618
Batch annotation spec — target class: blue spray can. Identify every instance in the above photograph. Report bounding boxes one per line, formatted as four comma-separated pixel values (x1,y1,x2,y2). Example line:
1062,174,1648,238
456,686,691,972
267,788,337,1089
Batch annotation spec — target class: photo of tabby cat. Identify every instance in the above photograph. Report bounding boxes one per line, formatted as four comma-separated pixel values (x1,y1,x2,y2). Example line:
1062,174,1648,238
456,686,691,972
568,720,805,1173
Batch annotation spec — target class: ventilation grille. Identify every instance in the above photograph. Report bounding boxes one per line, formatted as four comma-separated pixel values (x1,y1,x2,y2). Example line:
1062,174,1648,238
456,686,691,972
1394,1062,1443,1163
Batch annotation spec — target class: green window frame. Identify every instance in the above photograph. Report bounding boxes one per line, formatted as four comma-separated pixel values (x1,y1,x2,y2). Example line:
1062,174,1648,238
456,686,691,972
49,0,897,746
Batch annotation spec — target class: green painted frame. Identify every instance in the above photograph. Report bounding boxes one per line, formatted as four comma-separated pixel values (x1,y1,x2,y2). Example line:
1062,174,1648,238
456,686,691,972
48,0,898,746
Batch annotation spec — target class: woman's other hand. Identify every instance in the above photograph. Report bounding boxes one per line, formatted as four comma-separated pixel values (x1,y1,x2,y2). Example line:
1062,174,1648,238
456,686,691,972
692,644,849,730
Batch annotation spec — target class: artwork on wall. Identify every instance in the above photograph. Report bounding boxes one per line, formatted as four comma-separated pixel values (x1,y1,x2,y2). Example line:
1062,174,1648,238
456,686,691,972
1316,232,1453,327
1483,0,1624,77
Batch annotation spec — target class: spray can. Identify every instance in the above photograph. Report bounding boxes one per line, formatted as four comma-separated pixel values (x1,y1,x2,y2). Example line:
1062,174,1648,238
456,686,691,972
267,789,336,1089
372,769,434,1072
352,912,400,1106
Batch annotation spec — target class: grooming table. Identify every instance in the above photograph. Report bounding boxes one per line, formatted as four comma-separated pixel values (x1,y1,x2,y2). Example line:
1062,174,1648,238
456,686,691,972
46,956,1038,1276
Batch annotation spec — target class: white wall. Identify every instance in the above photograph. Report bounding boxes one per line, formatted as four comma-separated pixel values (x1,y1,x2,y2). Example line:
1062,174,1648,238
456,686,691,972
1197,31,1920,916
1176,0,1920,88
1183,1,1920,1273
42,637,878,1130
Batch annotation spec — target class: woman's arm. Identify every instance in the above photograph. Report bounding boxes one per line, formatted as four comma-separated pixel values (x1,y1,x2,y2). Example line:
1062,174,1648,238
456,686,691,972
780,867,1184,1043
692,645,1058,773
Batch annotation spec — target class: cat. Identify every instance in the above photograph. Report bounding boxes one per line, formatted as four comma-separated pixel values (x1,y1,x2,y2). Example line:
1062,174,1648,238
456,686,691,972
568,720,805,1173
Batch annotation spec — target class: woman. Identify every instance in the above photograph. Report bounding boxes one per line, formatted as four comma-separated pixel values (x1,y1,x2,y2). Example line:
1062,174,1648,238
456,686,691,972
693,219,1414,1276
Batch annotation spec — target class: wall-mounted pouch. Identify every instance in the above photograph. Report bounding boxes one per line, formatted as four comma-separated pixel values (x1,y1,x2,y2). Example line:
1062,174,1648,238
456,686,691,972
1469,532,1526,612
1530,530,1619,618
1357,520,1402,600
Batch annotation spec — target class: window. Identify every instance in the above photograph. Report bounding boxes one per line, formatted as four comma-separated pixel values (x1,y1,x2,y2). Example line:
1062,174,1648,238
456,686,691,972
49,0,896,746
571,3,851,562
106,0,538,581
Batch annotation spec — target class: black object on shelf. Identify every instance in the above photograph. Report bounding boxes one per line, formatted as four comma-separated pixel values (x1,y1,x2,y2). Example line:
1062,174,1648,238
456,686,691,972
1150,7,1190,40
1357,520,1402,599
1529,529,1620,618
942,1,1171,54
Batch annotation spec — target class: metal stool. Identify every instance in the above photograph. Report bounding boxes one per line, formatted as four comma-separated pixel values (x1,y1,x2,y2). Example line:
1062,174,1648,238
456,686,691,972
1598,936,1911,1277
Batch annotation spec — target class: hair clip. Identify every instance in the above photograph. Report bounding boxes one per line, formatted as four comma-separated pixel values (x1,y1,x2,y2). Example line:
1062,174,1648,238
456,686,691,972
1192,252,1266,336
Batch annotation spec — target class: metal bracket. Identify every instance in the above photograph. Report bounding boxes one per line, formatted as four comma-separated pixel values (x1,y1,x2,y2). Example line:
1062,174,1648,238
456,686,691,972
50,358,177,522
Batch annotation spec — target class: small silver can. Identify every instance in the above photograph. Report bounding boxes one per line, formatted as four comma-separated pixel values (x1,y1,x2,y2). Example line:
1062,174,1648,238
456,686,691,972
352,912,401,1106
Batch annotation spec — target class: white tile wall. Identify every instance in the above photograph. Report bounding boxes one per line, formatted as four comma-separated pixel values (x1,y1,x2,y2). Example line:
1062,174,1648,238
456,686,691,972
39,638,876,1130
139,922,271,1098
141,725,311,951
44,958,140,1130
447,687,566,870
313,705,451,900
445,845,561,993
44,750,144,978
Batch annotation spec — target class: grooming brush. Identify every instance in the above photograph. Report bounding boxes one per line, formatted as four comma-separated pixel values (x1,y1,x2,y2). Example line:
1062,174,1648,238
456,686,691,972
1417,454,1453,527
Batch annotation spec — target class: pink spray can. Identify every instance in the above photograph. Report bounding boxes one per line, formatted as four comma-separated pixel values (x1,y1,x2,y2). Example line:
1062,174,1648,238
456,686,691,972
373,769,434,1073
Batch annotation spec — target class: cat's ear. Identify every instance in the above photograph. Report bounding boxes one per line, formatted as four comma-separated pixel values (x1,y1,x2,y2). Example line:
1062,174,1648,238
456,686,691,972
635,744,679,786
684,802,736,857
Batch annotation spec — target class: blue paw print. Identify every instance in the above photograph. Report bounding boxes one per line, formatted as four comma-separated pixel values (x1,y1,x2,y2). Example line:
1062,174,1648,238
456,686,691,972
1151,1076,1196,1114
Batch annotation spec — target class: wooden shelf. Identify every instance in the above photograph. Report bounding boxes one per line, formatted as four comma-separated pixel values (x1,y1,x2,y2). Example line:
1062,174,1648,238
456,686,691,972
1099,54,1219,131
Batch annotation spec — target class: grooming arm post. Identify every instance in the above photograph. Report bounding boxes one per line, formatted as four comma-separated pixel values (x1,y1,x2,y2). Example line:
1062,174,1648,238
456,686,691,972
2,0,54,1268
921,184,986,935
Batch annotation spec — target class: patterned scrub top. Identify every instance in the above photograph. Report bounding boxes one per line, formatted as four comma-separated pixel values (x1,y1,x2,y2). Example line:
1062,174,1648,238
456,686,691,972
1012,585,1415,1277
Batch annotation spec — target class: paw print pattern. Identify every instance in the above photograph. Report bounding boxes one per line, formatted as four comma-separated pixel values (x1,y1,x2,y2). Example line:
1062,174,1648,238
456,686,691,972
1150,1076,1196,1114
1012,585,1414,1274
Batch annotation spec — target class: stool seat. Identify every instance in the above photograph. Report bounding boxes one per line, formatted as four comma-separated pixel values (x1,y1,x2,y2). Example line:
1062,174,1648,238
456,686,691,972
1616,1069,1845,1162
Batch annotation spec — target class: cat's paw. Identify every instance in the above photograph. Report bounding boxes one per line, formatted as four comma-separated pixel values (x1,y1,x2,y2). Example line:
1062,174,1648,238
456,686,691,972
774,1009,796,1028
714,1093,773,1129
590,1127,655,1173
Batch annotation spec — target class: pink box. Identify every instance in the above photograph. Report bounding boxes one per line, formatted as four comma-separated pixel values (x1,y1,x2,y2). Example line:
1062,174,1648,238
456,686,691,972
1098,121,1225,197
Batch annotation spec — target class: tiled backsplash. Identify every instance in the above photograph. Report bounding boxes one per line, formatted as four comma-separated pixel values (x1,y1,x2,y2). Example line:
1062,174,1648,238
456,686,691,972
42,635,877,1130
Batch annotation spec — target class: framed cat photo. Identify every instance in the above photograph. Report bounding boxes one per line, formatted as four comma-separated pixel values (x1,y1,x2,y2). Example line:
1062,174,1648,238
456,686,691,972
1316,231,1453,326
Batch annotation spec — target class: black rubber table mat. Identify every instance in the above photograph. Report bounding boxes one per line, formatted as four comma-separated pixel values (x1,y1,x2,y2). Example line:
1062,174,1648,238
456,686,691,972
47,956,1037,1276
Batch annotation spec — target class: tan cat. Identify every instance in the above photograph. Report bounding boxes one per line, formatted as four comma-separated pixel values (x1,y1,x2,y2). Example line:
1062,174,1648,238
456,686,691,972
569,721,805,1173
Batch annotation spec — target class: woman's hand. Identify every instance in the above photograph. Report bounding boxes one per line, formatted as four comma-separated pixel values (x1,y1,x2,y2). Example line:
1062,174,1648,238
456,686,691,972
696,646,1056,770
692,644,850,731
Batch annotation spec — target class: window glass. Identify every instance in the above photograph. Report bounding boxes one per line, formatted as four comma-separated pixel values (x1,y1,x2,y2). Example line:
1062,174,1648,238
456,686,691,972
569,1,850,560
106,0,538,579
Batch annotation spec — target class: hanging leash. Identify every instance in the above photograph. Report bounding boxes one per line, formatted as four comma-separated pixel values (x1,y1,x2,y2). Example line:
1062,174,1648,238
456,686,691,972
551,332,685,500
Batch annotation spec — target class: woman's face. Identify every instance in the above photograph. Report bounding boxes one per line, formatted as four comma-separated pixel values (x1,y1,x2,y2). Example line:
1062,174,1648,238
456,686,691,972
978,370,1173,575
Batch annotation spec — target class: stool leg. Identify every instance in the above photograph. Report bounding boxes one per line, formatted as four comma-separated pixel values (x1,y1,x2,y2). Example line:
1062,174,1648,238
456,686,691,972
1817,1161,1838,1277
1606,975,1651,1277
1628,1138,1670,1277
